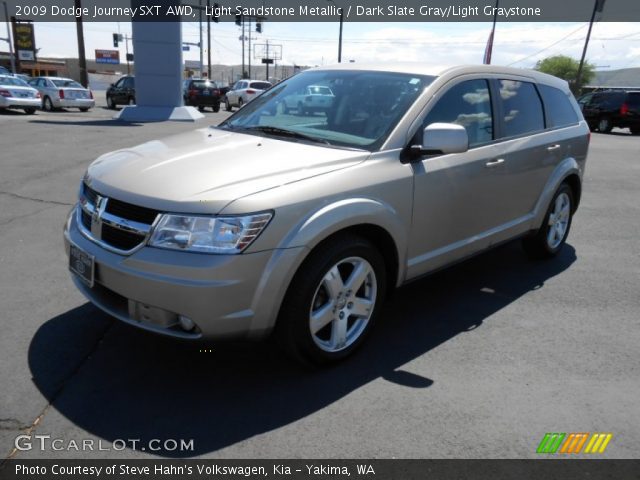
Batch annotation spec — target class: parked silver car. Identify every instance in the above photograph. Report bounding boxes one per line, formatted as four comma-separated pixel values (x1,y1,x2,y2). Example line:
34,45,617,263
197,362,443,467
0,74,41,114
224,79,272,111
28,76,95,112
64,64,589,365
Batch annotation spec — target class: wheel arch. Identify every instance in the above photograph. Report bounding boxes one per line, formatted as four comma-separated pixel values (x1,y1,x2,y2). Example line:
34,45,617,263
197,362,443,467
532,157,583,230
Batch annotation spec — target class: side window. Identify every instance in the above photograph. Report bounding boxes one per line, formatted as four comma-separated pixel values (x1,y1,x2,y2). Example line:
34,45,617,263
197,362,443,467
538,84,579,129
499,80,544,138
114,78,124,88
423,79,493,148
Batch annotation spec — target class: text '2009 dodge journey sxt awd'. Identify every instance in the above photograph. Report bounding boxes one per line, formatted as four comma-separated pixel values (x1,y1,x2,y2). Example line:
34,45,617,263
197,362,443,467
64,64,589,365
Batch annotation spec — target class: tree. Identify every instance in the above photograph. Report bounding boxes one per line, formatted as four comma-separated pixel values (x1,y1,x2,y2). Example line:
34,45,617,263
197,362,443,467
534,55,595,93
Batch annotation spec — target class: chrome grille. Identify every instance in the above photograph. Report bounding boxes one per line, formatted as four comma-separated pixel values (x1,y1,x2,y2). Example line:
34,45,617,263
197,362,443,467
78,183,160,254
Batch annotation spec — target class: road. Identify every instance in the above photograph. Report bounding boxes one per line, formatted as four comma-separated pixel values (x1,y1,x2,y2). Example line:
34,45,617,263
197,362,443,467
1,98,639,459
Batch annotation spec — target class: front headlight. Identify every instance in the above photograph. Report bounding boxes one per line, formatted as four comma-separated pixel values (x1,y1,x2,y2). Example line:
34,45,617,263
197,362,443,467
148,212,272,254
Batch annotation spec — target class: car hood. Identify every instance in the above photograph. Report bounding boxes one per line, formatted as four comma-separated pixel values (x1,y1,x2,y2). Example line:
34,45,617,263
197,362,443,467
85,127,369,214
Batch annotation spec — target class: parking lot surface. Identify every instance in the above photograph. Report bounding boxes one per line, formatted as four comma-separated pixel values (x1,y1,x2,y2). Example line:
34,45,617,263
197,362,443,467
1,96,639,459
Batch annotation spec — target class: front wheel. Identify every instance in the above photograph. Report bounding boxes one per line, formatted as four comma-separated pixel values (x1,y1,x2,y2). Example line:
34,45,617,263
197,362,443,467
276,234,386,366
79,107,89,112
212,104,220,113
225,98,232,111
106,96,116,109
23,107,36,115
522,183,574,259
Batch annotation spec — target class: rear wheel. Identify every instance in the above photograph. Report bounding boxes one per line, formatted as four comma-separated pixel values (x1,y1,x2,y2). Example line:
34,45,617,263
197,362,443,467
42,97,54,112
212,104,220,113
597,116,613,133
237,97,244,108
276,234,386,366
522,183,574,259
198,105,205,112
225,97,232,111
106,96,116,109
79,107,89,112
23,107,36,115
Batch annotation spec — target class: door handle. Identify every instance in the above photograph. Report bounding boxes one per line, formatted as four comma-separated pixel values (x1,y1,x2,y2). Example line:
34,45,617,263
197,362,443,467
485,158,505,168
547,144,561,151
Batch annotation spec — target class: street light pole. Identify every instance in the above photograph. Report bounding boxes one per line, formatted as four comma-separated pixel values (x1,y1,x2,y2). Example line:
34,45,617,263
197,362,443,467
2,1,16,73
326,0,343,63
337,8,343,63
576,0,606,93
74,0,88,87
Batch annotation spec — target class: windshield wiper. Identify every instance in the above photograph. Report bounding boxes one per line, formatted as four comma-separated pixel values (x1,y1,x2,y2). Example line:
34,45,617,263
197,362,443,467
239,126,331,145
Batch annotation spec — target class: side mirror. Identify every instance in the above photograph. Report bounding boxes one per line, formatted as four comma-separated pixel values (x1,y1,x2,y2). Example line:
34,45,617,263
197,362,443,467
414,123,469,157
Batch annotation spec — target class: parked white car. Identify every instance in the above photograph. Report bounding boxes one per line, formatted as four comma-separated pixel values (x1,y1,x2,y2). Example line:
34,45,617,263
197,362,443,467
0,74,41,114
282,85,335,115
28,76,95,112
224,80,272,111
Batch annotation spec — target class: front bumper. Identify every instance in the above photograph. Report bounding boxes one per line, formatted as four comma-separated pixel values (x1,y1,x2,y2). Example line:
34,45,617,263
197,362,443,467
64,206,305,340
0,96,40,108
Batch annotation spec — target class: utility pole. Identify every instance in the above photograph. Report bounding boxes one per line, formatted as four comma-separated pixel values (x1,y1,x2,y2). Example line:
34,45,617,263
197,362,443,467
124,34,131,75
247,17,252,79
74,0,88,87
206,0,211,78
241,16,245,77
198,0,203,76
1,1,15,73
576,0,606,93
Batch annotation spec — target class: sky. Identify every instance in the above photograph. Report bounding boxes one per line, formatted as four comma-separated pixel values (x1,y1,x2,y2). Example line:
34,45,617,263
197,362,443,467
7,20,640,72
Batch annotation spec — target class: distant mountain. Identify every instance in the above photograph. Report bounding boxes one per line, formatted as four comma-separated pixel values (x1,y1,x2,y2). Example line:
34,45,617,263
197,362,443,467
588,68,640,88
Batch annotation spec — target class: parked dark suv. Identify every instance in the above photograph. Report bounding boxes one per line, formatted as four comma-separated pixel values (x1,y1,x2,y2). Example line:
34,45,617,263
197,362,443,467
106,75,135,109
182,78,221,112
577,90,640,134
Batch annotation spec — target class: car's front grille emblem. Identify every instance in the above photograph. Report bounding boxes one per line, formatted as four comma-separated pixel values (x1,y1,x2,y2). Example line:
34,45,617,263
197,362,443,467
90,194,108,240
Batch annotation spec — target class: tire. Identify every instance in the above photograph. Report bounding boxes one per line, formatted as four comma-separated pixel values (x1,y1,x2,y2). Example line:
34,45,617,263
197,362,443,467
23,107,36,115
198,105,205,112
106,96,116,109
128,97,135,106
42,97,54,112
79,107,89,112
522,183,574,259
212,104,220,113
276,234,387,366
225,98,232,112
597,117,612,133
237,98,244,108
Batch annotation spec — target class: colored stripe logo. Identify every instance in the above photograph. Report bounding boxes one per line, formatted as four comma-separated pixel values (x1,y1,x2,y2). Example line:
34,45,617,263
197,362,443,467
537,433,612,454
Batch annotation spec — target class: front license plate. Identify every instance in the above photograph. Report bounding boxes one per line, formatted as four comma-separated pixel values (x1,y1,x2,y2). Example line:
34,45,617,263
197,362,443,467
69,244,94,287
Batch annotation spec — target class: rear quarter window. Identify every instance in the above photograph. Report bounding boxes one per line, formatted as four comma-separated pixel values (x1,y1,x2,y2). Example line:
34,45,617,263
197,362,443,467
537,84,579,128
499,80,545,138
626,92,640,106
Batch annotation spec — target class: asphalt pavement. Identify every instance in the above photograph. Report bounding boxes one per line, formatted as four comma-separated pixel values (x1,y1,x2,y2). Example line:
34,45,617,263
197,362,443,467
0,96,638,460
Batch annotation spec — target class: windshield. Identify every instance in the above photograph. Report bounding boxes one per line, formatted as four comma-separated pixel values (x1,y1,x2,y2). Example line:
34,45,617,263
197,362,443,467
52,79,84,88
219,70,435,151
0,75,29,87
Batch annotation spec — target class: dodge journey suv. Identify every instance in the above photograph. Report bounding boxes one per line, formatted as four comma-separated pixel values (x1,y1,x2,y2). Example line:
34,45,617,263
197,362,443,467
64,64,589,365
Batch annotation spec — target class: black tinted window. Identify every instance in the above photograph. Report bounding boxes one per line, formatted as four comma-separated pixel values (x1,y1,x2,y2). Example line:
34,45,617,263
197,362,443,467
250,82,271,90
538,84,579,128
500,80,544,137
423,79,493,147
626,92,640,107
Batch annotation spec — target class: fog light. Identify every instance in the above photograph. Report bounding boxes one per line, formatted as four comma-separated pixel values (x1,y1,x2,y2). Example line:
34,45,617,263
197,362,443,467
179,315,195,331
